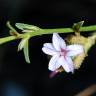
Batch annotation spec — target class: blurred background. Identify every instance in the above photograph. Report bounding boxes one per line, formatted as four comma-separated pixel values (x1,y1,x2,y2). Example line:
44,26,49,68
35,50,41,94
0,0,96,96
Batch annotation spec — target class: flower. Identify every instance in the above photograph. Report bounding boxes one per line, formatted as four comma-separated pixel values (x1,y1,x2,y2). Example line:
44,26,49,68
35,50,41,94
42,33,84,73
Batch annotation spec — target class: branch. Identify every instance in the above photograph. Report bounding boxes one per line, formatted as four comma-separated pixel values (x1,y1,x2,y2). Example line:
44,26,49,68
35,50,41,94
75,84,96,96
1,22,96,45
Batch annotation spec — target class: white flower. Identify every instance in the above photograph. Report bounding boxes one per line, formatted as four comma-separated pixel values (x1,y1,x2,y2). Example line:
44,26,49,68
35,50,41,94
42,33,84,73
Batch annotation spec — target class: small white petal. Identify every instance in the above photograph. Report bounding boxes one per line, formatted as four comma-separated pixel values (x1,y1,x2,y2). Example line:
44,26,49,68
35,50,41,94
64,56,74,73
52,33,66,51
43,43,55,51
42,43,57,55
58,56,73,73
48,55,61,71
67,45,83,56
42,48,56,56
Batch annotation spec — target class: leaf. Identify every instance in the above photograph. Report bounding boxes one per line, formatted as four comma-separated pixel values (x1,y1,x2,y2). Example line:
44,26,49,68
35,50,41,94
15,23,40,31
22,30,34,33
23,39,30,63
18,38,28,51
72,21,84,32
18,36,30,63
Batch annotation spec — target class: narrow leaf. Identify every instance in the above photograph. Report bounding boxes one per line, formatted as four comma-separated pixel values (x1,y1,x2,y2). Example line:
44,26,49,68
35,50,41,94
15,23,40,31
18,38,28,51
23,39,30,63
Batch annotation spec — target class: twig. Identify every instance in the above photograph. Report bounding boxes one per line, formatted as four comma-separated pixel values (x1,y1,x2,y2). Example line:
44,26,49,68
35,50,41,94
75,84,96,96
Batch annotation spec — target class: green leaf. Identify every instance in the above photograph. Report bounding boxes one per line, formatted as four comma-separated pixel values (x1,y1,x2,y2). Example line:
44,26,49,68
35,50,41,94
23,39,30,63
18,36,30,63
7,21,18,33
72,21,84,32
15,23,40,31
18,38,28,51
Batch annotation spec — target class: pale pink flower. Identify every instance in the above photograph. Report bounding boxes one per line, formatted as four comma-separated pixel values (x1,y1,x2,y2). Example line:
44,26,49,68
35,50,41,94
42,33,83,73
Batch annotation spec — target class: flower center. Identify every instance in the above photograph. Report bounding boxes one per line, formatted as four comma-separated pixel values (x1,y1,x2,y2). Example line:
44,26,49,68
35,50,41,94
60,48,67,57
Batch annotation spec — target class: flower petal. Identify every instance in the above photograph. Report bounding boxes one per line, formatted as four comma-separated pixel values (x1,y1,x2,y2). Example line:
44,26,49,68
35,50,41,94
64,56,74,73
43,43,55,50
58,56,74,73
52,33,66,51
42,43,57,55
67,45,83,56
48,55,61,71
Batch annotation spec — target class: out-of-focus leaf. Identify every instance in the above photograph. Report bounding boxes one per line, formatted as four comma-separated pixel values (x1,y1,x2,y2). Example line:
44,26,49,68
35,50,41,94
23,39,30,63
18,38,28,51
15,23,40,31
18,36,30,63
22,30,34,33
3,81,28,96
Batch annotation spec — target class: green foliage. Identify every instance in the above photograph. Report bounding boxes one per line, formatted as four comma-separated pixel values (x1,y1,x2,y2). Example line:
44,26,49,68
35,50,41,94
23,39,30,63
15,23,40,32
0,21,96,64
18,35,30,63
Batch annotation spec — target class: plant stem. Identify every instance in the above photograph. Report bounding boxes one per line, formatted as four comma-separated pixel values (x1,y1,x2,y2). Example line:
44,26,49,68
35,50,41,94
1,25,96,44
0,36,17,44
38,25,96,35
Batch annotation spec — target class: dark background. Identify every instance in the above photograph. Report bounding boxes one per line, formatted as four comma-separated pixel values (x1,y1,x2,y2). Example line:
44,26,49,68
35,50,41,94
0,0,96,96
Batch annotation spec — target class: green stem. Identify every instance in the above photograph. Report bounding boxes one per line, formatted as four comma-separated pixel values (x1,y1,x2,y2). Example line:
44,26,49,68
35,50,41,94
1,25,96,44
0,36,17,44
38,25,96,35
